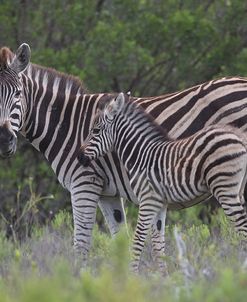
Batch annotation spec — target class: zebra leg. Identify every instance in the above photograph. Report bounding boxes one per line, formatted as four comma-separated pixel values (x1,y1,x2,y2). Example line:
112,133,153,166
70,173,104,263
151,206,167,273
131,198,163,273
98,196,127,236
217,195,247,237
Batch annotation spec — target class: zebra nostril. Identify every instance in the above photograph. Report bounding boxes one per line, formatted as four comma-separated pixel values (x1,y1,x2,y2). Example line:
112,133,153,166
0,136,14,145
9,135,14,143
5,150,12,155
4,133,16,145
0,125,16,145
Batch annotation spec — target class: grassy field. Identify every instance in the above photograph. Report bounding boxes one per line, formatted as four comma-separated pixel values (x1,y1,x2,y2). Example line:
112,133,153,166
0,208,247,302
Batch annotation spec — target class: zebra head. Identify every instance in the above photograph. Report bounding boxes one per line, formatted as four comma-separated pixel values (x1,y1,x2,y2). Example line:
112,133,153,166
78,92,126,167
0,43,30,158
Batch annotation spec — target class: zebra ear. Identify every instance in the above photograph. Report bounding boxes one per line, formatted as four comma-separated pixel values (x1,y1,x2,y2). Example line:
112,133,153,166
105,93,125,119
9,43,31,74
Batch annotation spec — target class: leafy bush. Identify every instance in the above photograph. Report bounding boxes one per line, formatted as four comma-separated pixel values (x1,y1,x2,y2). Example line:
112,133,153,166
0,209,246,302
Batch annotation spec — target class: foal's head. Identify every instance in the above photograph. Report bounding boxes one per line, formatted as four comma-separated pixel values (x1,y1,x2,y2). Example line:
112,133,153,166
78,92,126,167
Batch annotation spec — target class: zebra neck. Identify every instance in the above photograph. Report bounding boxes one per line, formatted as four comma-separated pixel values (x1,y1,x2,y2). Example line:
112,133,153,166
114,102,168,174
20,64,100,167
21,63,83,142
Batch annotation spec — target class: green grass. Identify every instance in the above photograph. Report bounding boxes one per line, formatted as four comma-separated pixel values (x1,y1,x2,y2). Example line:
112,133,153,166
0,210,247,302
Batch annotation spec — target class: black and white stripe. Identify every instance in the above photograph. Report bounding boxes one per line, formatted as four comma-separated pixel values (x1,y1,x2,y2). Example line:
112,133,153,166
79,93,247,272
2,44,247,261
0,44,30,157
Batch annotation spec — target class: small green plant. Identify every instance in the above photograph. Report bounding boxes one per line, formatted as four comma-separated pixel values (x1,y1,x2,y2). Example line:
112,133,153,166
186,224,211,245
0,231,14,261
51,210,73,234
0,208,247,302
1,177,54,242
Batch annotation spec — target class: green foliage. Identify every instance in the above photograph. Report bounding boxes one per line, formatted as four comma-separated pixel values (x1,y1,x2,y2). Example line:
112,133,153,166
1,0,247,242
1,0,247,95
0,174,56,241
0,211,247,301
0,231,14,261
0,2,247,299
51,210,73,233
0,0,245,224
0,139,70,240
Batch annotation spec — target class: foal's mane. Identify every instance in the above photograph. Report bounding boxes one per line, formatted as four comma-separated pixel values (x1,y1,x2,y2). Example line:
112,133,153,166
123,94,171,140
98,93,172,140
98,93,171,139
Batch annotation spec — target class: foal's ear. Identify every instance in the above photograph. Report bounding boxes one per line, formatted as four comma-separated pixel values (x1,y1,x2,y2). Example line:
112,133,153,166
105,92,125,119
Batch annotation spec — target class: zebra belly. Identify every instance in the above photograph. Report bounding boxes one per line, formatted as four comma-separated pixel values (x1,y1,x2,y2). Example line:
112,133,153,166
167,193,211,210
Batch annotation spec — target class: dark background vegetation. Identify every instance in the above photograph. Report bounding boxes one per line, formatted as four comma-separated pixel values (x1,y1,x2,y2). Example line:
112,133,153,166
1,0,247,237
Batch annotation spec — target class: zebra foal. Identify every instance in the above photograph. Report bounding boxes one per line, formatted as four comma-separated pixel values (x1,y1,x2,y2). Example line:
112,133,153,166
78,93,247,272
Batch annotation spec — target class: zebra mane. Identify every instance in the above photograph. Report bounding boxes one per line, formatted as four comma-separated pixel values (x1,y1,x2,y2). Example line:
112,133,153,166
0,46,86,93
30,63,87,94
124,94,171,140
0,46,14,70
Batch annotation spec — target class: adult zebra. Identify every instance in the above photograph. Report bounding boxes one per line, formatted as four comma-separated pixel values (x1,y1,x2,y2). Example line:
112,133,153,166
78,92,247,272
1,43,247,260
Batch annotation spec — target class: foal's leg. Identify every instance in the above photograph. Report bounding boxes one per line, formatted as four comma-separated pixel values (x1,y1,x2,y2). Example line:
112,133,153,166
151,207,167,272
131,194,163,273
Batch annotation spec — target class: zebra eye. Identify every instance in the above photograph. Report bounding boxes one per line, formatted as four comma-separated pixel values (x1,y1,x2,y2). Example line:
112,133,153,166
92,128,101,135
14,90,21,98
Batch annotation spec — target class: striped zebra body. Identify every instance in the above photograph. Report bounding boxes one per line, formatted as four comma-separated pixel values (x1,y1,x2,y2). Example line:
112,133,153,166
2,44,247,261
79,93,247,272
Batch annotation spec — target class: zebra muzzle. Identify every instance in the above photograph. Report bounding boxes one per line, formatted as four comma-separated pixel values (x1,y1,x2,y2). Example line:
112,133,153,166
0,123,17,158
77,150,91,167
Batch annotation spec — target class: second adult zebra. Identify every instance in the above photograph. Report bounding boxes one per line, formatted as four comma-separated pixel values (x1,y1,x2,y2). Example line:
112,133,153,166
78,93,247,273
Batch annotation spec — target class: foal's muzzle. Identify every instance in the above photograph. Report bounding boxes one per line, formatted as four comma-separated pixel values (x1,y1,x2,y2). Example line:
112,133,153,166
77,150,91,167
